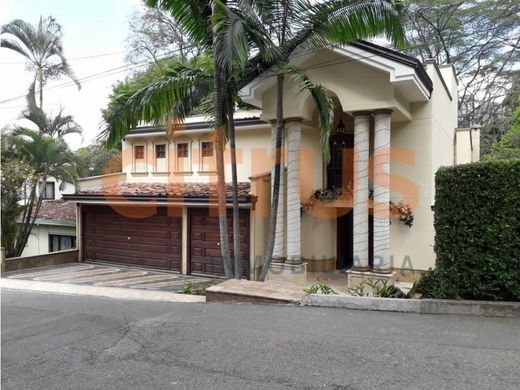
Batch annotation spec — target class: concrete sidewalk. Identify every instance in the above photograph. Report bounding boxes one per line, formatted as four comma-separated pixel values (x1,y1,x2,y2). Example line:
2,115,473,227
1,278,206,303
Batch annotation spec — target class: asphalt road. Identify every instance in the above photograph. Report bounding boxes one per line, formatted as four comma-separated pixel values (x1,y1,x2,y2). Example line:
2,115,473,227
2,290,519,390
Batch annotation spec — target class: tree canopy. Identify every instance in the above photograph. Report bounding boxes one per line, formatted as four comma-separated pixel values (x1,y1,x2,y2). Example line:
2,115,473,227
485,106,520,161
404,0,520,155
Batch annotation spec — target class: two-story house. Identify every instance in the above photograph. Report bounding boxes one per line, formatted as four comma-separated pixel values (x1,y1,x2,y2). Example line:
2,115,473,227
64,41,478,283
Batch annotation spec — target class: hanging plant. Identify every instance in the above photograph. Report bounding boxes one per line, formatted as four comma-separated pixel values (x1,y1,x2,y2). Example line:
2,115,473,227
301,185,352,212
301,187,414,227
390,201,414,227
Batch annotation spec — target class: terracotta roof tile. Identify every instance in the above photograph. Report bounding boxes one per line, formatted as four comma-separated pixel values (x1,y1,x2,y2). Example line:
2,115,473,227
36,200,76,222
77,182,251,199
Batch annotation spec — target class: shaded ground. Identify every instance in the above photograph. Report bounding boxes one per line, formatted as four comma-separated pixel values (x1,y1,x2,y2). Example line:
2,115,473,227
2,289,520,390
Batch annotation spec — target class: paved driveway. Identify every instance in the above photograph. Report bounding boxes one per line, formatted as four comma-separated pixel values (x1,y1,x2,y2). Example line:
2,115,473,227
4,263,215,292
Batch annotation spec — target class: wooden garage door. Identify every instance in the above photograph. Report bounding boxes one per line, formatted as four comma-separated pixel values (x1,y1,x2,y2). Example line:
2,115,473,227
83,205,182,271
189,208,250,277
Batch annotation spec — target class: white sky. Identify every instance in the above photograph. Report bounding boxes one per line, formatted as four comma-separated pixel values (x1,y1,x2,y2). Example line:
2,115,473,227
0,0,147,150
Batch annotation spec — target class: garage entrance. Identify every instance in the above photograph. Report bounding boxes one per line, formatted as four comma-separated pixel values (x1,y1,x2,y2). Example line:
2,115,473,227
83,205,182,271
189,208,250,277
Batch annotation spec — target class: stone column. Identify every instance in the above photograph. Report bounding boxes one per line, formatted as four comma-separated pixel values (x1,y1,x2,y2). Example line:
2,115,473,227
373,110,392,273
285,119,302,264
352,112,371,271
271,121,286,263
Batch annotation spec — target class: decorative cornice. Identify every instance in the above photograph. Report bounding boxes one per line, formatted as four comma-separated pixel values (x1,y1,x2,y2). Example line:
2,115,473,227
373,109,393,115
352,111,372,117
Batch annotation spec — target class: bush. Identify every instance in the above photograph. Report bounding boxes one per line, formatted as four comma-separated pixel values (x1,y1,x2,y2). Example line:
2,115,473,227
417,160,520,301
304,282,336,295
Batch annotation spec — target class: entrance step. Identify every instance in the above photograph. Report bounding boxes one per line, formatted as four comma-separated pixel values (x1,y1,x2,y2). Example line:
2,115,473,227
206,279,306,304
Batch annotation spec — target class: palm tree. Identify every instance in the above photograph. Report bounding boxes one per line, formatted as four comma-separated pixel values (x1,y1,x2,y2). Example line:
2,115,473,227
102,54,240,278
22,92,82,138
1,16,81,108
212,0,406,280
6,128,78,257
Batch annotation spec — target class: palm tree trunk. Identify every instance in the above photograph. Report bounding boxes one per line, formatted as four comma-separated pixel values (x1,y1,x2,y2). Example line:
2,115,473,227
227,93,241,279
14,178,46,257
39,70,44,109
212,3,233,278
260,74,285,281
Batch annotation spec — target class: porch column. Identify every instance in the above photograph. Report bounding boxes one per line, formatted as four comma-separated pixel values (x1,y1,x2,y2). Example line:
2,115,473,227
271,121,285,262
285,119,302,264
373,110,392,273
352,112,371,271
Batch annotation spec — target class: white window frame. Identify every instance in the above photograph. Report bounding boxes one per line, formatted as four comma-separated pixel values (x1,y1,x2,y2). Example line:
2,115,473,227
197,138,217,174
132,143,147,173
174,138,193,173
153,142,169,173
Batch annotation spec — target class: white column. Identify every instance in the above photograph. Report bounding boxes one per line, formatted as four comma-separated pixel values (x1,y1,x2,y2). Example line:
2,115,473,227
286,119,302,264
271,121,286,262
352,112,371,271
373,110,392,273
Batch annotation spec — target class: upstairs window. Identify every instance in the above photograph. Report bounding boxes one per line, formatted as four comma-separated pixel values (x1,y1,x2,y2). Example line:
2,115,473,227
201,141,213,157
42,182,55,200
155,144,166,158
176,142,191,172
177,143,188,158
134,145,144,159
200,141,216,172
155,144,167,172
133,145,146,172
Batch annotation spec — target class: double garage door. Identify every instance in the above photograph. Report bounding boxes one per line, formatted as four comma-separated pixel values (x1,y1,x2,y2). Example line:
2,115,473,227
83,205,249,277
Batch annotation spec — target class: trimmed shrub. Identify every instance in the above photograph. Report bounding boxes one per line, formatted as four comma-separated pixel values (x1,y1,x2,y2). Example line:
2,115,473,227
417,160,520,301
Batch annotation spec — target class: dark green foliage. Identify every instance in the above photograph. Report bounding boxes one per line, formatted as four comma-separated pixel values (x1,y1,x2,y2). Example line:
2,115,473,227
484,106,520,161
418,161,520,301
75,142,122,178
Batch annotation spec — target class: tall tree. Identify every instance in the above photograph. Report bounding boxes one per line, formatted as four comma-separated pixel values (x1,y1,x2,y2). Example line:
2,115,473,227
404,0,520,155
127,5,201,65
4,127,78,257
0,132,32,258
1,16,81,108
214,0,406,280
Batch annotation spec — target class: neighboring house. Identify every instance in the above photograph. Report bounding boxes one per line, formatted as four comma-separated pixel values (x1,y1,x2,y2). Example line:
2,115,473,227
64,40,477,282
20,200,77,257
19,179,77,257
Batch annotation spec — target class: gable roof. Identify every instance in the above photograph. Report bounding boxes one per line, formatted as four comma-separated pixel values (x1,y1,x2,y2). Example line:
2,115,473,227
350,40,432,93
240,39,433,107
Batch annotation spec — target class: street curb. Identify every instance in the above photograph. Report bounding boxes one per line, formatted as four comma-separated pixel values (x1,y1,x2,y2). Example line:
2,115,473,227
300,294,520,318
0,278,206,303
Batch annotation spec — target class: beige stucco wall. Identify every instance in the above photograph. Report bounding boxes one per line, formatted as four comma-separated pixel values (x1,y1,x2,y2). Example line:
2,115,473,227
21,223,77,257
455,128,480,164
121,125,274,185
388,63,458,271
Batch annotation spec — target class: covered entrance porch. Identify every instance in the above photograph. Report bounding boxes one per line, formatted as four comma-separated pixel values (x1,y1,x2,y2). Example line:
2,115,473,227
241,42,433,285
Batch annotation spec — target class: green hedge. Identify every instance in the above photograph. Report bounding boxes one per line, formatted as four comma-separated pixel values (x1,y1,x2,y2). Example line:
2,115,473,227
417,160,520,301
